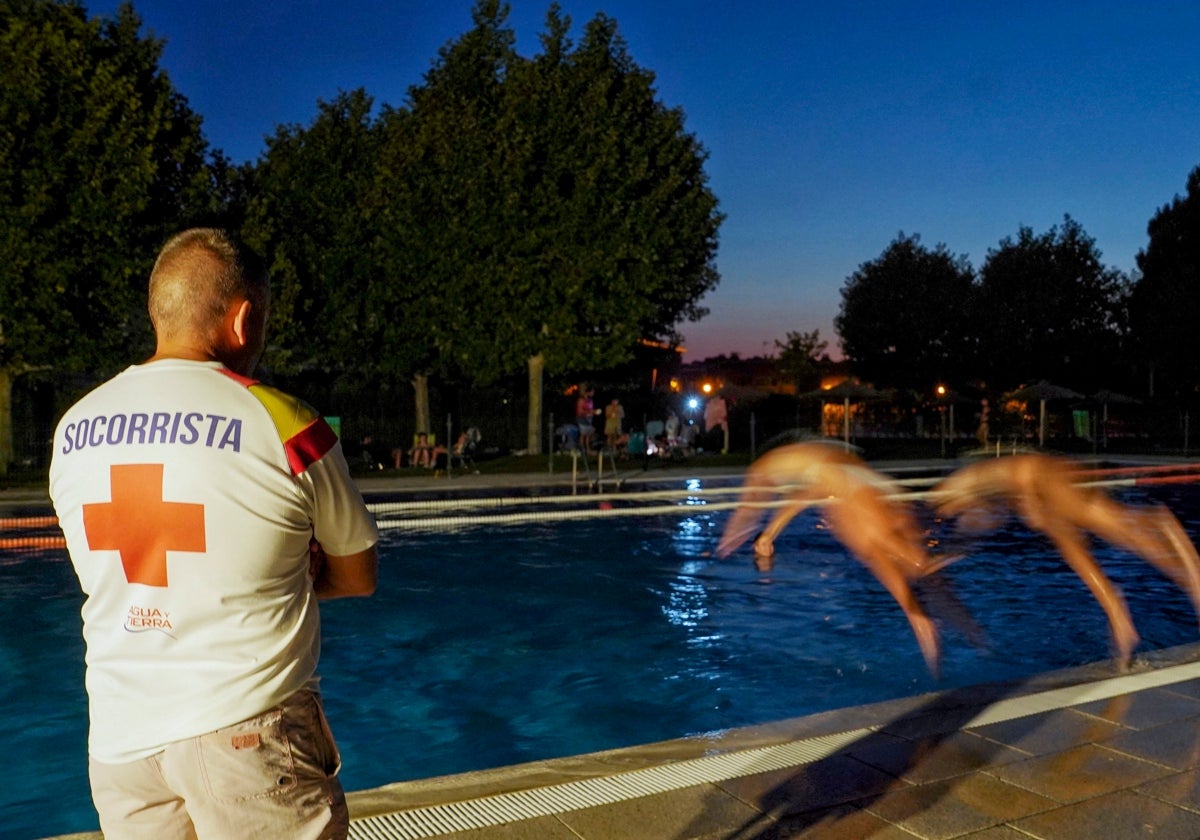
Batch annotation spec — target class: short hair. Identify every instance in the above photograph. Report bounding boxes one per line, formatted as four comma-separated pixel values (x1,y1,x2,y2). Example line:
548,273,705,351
148,229,268,339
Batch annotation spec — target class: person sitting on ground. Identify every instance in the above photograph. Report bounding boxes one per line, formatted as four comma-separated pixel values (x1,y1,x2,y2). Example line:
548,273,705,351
431,439,449,475
454,428,480,456
409,432,434,468
359,433,381,470
454,430,472,455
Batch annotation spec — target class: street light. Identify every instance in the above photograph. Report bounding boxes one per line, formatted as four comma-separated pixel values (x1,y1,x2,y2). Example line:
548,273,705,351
936,384,948,457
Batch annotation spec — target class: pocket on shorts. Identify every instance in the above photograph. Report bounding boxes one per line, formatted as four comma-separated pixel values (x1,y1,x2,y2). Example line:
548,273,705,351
198,692,339,805
287,692,342,782
197,704,296,802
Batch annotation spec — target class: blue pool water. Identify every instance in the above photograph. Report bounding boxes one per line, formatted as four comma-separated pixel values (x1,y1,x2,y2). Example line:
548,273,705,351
6,478,1200,838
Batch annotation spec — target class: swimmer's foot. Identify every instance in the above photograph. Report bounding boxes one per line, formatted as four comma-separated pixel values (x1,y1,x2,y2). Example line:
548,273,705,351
1112,627,1139,673
752,533,776,557
909,613,941,679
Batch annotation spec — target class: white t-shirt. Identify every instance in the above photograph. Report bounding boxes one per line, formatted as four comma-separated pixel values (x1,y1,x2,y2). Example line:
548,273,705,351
49,360,379,763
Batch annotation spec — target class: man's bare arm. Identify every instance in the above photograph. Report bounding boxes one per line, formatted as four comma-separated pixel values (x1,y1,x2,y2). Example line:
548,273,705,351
311,542,378,599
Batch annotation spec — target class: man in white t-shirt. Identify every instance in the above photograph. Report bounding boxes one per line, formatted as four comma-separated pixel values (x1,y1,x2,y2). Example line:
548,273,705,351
50,229,379,839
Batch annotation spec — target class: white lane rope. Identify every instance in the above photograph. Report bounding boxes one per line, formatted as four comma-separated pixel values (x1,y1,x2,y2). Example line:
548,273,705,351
365,475,946,516
367,471,1191,532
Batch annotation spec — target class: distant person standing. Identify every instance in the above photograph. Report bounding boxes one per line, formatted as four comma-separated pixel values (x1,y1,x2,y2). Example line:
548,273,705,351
705,393,729,453
575,384,597,453
604,398,625,451
976,398,990,448
665,409,681,445
49,229,379,839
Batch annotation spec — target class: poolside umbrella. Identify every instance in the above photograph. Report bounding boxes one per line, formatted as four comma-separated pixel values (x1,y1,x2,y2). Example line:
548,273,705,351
799,381,887,449
1005,380,1085,448
1087,389,1142,449
1090,388,1141,409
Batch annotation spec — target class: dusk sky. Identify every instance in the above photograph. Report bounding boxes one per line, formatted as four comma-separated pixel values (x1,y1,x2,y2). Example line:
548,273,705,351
90,1,1200,362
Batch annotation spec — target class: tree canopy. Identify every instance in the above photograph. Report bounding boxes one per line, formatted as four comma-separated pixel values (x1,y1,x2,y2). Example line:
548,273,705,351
835,219,1133,396
242,89,383,376
835,233,976,391
774,329,828,393
362,0,723,450
207,1,724,452
975,215,1128,392
0,0,221,472
1129,166,1200,398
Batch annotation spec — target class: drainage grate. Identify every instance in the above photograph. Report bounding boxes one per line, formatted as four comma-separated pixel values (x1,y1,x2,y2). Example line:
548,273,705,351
347,735,878,840
349,659,1200,839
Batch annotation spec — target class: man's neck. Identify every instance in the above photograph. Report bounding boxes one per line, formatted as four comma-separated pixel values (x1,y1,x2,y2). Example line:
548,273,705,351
147,329,229,362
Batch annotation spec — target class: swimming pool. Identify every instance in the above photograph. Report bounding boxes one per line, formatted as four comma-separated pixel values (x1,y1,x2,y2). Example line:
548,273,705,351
6,476,1200,838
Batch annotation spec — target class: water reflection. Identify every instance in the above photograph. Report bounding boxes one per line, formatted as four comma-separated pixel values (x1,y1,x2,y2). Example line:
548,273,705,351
663,561,709,629
673,479,718,555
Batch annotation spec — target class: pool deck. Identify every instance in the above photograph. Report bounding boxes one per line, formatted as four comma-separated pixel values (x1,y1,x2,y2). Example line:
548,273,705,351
45,644,1200,840
24,455,1200,840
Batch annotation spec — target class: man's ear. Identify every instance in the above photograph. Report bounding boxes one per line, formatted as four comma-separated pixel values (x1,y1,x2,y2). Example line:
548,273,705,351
230,299,254,348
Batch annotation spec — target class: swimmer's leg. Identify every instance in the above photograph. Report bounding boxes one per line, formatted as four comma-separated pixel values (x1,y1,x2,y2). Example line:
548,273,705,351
857,552,941,678
914,571,989,649
1088,504,1200,630
1043,523,1139,670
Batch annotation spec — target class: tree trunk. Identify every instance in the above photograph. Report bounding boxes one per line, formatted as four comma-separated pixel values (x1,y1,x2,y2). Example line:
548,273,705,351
0,366,12,476
527,353,544,455
412,372,431,435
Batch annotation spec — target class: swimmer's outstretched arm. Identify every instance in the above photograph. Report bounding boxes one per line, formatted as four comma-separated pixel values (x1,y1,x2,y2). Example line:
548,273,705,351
716,484,773,558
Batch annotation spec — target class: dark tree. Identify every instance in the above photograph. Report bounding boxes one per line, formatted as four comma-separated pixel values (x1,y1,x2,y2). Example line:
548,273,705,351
1129,166,1200,398
388,1,722,452
373,0,518,434
836,233,976,391
976,216,1128,392
774,329,828,393
241,89,382,376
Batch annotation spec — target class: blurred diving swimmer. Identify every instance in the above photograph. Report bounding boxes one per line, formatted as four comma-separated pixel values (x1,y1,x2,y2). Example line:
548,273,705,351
934,453,1200,669
717,442,946,676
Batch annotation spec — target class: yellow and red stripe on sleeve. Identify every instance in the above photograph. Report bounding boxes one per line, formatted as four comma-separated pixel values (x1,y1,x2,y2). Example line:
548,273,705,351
219,369,338,475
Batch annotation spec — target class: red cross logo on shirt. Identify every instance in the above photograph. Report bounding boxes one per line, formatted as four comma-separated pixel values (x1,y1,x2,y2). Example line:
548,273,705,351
82,464,206,587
